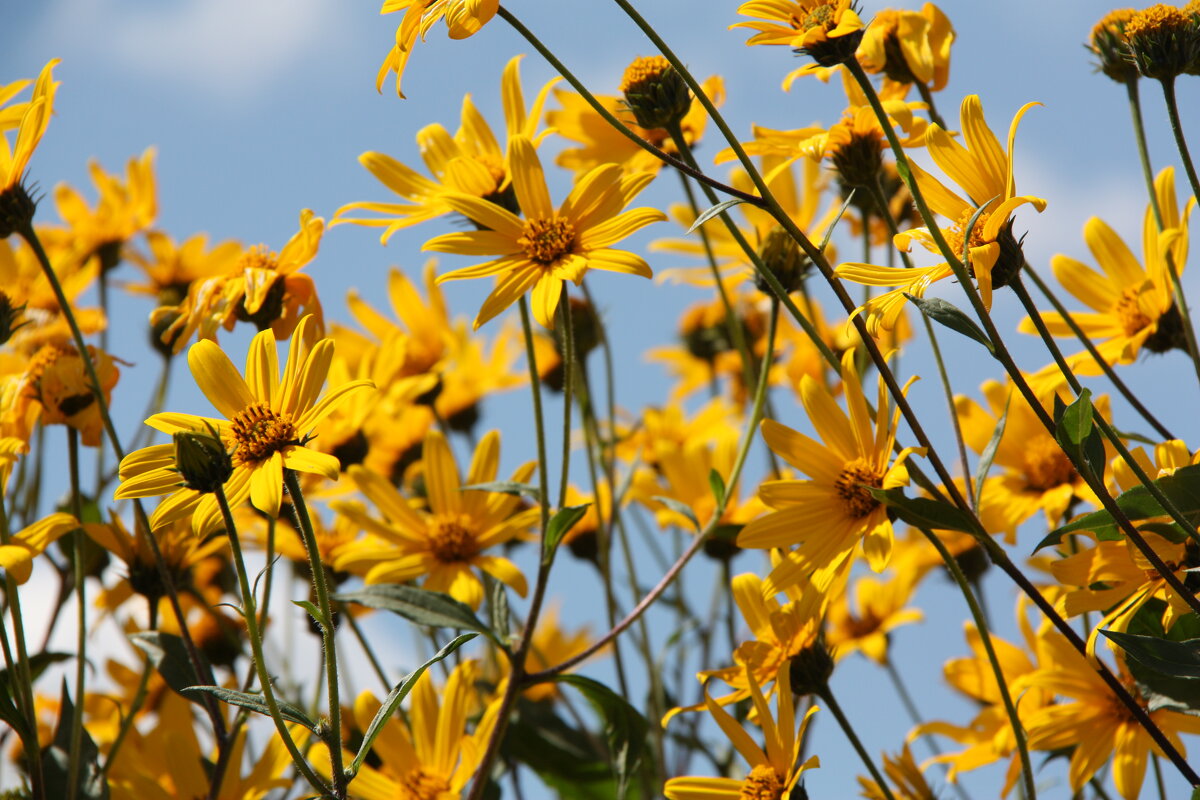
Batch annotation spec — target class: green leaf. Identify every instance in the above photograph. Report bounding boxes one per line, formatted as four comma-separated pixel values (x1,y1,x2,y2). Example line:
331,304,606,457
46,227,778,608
129,632,208,700
43,680,109,800
960,201,994,267
1054,389,1104,484
973,393,1008,503
460,481,541,501
819,191,856,252
708,469,727,510
687,198,744,233
544,504,591,566
904,294,994,354
1102,630,1200,680
333,584,496,642
652,495,700,531
507,699,619,800
1118,603,1200,714
556,675,648,800
292,599,329,632
182,685,318,731
346,632,477,779
482,572,512,646
1037,462,1200,550
867,487,981,535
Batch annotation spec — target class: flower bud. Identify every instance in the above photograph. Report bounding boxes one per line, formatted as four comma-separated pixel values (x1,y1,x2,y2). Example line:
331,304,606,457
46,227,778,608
1125,4,1200,81
620,56,692,131
1088,10,1140,83
754,226,810,295
173,428,233,494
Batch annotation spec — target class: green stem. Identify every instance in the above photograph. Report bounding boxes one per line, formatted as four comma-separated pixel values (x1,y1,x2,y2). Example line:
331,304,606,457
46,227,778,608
345,608,390,692
915,81,947,130
1160,76,1200,211
557,289,574,508
66,429,86,800
815,685,898,800
921,526,1035,800
283,469,346,799
214,484,329,797
1126,79,1164,229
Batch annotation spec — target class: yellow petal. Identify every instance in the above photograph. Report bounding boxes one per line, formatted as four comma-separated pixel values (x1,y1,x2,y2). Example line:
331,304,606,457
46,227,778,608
188,340,254,419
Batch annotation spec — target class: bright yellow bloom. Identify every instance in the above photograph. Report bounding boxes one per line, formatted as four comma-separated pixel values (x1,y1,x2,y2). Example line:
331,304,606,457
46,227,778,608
664,663,820,800
858,744,937,800
857,4,955,91
376,0,498,98
338,56,557,241
53,147,157,265
0,59,58,194
826,569,923,665
1020,167,1194,394
836,95,1046,334
0,512,80,584
0,232,104,358
14,341,120,447
154,209,325,352
123,231,242,307
332,429,536,610
738,350,921,595
733,0,865,81
425,135,664,329
115,315,372,533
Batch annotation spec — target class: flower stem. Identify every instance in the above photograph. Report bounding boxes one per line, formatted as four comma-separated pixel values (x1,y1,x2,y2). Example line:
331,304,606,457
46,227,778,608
66,429,87,800
557,288,574,508
920,526,1035,800
1159,76,1200,210
1125,78,1163,228
283,468,346,799
915,81,947,130
214,483,330,797
815,684,898,800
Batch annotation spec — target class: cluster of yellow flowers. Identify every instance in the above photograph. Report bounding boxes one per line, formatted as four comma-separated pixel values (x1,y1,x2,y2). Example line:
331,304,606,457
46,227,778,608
3,1,1200,799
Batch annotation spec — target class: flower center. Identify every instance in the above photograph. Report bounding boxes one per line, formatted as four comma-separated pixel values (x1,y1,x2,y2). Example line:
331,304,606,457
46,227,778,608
1113,286,1153,336
236,245,280,275
227,402,297,466
1125,4,1191,38
398,767,452,800
793,4,835,33
944,208,992,256
740,764,784,800
429,515,479,563
1022,436,1077,492
833,458,885,519
520,216,577,265
619,55,673,94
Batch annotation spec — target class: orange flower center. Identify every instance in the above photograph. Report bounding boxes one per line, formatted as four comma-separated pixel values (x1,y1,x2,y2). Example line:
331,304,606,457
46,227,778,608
399,767,452,800
834,458,885,519
943,208,992,256
1022,436,1076,492
429,515,480,563
1114,286,1153,336
1125,4,1191,38
740,764,785,800
520,216,577,265
793,4,836,33
620,55,673,94
235,245,281,275
228,402,297,466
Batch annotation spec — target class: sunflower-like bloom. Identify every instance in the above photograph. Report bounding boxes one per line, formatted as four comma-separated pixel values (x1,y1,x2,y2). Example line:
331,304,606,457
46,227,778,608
859,745,938,800
1020,167,1194,394
376,0,498,98
53,147,157,267
123,231,242,307
332,429,536,609
314,661,503,799
154,209,325,351
425,135,665,329
115,315,373,534
338,56,557,241
15,341,120,447
0,59,58,198
664,663,820,800
835,95,1046,334
738,350,921,595
733,0,865,74
826,569,923,665
857,4,955,91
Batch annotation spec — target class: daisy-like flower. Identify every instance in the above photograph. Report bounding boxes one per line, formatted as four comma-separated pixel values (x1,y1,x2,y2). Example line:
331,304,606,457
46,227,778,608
332,428,537,610
835,95,1046,334
0,59,58,204
1020,167,1194,394
0,512,81,585
53,147,157,269
425,135,665,329
737,350,921,595
337,56,558,241
857,4,955,92
826,569,923,666
733,0,865,74
376,0,498,98
115,315,373,534
664,662,820,800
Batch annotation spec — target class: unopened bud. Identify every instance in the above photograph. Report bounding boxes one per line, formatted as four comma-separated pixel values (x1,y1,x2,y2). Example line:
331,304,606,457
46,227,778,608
173,428,233,494
620,56,691,131
788,632,835,696
754,226,810,295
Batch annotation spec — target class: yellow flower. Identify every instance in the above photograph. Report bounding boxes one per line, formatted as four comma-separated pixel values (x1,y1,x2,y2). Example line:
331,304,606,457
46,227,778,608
0,232,104,357
1020,167,1194,394
123,231,242,307
338,56,557,241
376,0,498,98
53,147,158,267
425,135,664,329
115,315,372,534
17,341,120,447
737,350,921,595
0,59,58,195
0,512,80,584
154,209,325,352
733,0,865,75
314,661,504,798
835,95,1046,334
826,569,923,665
857,4,955,91
664,662,820,800
858,744,938,800
332,429,536,610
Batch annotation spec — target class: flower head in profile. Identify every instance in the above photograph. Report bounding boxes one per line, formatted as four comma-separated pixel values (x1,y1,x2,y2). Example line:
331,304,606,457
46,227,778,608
857,4,955,91
425,135,665,329
664,662,819,800
115,315,373,534
733,0,865,74
738,350,922,595
835,95,1045,335
377,0,498,98
0,59,59,235
15,342,120,447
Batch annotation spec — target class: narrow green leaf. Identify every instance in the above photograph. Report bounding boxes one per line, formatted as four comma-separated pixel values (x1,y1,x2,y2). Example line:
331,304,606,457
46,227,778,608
818,191,856,252
182,685,318,731
129,632,207,700
544,504,591,565
687,198,744,233
867,487,981,535
460,481,541,501
904,294,995,354
43,681,109,800
333,584,496,641
652,496,700,531
556,675,648,800
482,572,511,646
960,201,994,267
973,393,1009,503
1119,603,1200,714
346,633,478,779
292,599,328,632
1103,631,1200,680
707,469,727,511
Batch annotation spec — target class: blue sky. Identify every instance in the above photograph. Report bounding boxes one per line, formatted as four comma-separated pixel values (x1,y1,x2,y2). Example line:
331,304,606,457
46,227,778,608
6,1,1200,797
